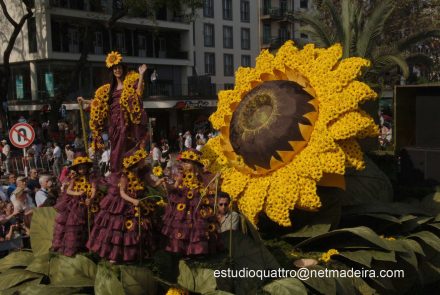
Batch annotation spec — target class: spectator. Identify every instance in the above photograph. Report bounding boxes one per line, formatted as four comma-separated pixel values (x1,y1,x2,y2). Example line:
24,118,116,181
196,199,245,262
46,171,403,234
0,202,19,242
73,135,84,151
183,131,192,150
216,192,240,233
151,142,162,167
1,140,11,175
10,187,35,228
27,169,40,201
99,143,111,176
0,186,7,202
65,144,74,164
6,174,17,199
52,142,62,177
195,135,206,151
178,132,184,152
161,140,170,168
35,175,52,207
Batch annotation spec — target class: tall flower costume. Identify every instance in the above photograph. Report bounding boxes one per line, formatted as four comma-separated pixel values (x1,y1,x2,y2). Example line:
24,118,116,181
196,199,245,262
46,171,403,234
162,150,220,255
89,51,148,172
87,149,156,262
52,153,95,256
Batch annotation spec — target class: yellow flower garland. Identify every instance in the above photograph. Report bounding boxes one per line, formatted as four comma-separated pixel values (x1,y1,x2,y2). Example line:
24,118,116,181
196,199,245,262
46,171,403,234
152,166,163,177
125,171,144,194
89,71,143,151
72,176,92,198
123,149,148,169
201,41,379,227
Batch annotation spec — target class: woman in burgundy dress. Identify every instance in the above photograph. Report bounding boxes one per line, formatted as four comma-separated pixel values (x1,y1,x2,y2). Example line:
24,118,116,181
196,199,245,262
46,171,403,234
87,149,158,262
161,149,220,256
84,52,151,262
52,153,96,256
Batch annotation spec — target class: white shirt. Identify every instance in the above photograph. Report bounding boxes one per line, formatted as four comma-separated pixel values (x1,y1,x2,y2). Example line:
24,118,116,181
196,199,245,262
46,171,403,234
2,144,10,158
219,211,240,233
53,146,61,158
184,136,192,149
152,147,162,161
100,149,110,164
10,194,35,212
35,188,49,207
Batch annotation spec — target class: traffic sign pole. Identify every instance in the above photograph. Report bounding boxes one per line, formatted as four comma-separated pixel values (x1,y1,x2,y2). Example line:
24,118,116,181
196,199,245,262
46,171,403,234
23,147,28,177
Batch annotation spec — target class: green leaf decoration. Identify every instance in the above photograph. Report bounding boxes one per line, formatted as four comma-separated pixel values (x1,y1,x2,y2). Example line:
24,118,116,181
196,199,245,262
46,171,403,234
292,227,390,251
399,239,425,256
203,291,235,295
262,278,307,295
0,278,43,295
119,265,157,295
26,253,50,276
407,231,440,252
0,251,34,273
0,269,42,291
94,263,125,295
301,265,336,294
49,254,97,287
177,260,217,294
30,207,57,256
5,285,82,295
339,250,395,268
283,223,331,238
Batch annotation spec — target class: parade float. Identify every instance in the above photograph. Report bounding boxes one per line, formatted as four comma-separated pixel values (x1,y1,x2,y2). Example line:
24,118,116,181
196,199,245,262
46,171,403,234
0,42,440,295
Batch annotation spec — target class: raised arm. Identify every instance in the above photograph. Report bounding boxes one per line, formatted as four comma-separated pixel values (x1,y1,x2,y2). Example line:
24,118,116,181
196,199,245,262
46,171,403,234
137,64,147,96
119,175,140,206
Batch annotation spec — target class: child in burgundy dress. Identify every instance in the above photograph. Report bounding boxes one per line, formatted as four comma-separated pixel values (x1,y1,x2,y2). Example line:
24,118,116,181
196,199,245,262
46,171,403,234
52,152,96,256
161,149,220,256
87,148,159,263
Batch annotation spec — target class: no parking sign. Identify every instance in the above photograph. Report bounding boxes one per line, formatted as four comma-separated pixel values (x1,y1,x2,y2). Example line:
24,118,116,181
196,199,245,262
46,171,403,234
9,122,35,148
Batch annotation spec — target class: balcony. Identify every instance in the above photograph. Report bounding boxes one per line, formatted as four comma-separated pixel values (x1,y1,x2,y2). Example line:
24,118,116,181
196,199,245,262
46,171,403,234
261,7,293,20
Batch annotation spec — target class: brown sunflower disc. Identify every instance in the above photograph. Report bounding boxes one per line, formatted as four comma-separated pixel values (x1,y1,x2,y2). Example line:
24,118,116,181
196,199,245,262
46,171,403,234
229,80,316,170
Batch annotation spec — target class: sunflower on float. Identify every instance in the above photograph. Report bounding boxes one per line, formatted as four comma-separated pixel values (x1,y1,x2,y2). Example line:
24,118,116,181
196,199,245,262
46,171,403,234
201,41,378,227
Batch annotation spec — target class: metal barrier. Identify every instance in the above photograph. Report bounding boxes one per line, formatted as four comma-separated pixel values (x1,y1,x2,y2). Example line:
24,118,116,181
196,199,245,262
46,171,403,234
2,155,66,175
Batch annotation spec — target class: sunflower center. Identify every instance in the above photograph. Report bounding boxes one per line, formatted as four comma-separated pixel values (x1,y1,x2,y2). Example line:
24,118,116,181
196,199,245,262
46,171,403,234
241,94,274,130
229,80,317,172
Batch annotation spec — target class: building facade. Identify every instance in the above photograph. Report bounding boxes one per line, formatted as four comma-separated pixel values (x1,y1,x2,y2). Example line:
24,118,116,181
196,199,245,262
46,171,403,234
193,0,260,92
260,0,311,51
0,0,224,139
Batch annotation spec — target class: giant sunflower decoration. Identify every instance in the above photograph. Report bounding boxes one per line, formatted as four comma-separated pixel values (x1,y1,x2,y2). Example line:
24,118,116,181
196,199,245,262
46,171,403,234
201,41,378,227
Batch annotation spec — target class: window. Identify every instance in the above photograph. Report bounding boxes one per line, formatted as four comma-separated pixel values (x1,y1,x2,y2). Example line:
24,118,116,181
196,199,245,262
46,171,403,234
241,55,251,67
223,0,232,20
263,23,271,44
280,0,287,14
263,0,271,15
300,0,308,9
203,0,214,17
68,27,79,53
224,83,234,90
138,34,146,57
224,54,234,76
223,26,233,49
205,52,215,75
94,31,103,54
115,31,125,53
27,17,37,53
279,25,289,42
241,28,250,50
240,0,250,22
204,23,215,47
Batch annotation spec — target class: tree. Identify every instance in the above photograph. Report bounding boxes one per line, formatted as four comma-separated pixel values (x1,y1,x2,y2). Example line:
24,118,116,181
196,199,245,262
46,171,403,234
292,0,440,87
0,0,33,128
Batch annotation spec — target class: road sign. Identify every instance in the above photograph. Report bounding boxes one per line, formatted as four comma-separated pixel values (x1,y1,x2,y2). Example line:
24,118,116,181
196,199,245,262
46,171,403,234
9,123,35,148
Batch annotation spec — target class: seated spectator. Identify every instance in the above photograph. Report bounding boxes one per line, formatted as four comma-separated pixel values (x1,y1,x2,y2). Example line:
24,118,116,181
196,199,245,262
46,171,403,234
216,192,240,233
27,169,40,201
10,187,35,228
6,174,16,199
0,201,19,241
35,175,53,207
0,185,7,202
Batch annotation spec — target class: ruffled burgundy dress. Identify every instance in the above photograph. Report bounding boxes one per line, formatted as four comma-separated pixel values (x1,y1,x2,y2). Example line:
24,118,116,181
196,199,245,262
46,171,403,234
52,177,92,256
86,83,152,262
86,172,155,262
162,176,220,256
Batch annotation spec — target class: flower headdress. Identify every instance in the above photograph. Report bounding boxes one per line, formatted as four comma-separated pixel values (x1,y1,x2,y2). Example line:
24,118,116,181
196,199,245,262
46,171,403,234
123,149,148,169
106,51,123,68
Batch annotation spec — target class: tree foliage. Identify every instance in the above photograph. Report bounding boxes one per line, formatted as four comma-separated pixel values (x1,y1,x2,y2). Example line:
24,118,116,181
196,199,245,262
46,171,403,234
293,0,440,86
